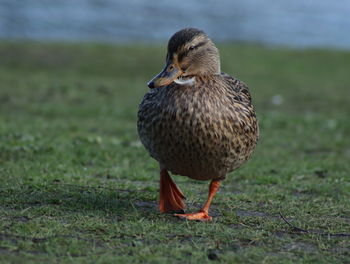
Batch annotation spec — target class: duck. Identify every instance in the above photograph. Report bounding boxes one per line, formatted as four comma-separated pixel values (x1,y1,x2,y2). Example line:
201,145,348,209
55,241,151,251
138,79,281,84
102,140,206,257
137,28,259,221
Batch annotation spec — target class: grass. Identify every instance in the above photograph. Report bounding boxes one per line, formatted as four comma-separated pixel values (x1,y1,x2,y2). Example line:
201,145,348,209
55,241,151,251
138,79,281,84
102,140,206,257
0,41,349,263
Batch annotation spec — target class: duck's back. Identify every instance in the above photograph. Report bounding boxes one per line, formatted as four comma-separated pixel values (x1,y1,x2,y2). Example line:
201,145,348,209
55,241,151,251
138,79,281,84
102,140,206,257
137,74,259,181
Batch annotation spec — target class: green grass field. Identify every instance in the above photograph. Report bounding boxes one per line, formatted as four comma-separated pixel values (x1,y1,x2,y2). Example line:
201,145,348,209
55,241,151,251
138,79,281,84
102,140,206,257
0,42,349,263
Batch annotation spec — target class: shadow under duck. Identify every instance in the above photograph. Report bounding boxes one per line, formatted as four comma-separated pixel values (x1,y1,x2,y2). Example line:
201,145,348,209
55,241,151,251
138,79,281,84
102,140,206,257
137,28,259,221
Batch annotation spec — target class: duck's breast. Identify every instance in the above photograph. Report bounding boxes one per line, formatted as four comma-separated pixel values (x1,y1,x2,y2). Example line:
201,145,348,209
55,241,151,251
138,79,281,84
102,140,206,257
137,78,258,180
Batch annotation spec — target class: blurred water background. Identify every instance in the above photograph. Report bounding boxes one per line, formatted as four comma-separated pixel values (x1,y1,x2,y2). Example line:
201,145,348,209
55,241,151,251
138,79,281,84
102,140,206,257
0,0,349,49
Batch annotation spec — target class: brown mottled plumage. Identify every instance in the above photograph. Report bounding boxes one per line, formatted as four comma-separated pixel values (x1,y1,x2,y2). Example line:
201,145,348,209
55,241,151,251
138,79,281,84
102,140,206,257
137,28,259,221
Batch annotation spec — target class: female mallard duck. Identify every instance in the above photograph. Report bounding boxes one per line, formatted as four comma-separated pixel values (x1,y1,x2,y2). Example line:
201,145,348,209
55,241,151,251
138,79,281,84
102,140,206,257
137,28,259,221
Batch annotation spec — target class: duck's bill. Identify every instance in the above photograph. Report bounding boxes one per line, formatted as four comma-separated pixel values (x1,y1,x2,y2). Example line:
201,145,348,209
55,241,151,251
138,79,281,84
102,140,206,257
147,63,182,88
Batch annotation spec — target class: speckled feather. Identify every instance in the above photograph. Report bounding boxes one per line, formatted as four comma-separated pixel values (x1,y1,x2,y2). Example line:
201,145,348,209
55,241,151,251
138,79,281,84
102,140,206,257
137,73,259,181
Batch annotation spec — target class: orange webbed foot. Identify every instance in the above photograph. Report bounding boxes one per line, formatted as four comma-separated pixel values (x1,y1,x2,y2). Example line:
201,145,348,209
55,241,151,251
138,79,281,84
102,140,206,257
159,169,186,213
174,211,212,222
174,180,221,222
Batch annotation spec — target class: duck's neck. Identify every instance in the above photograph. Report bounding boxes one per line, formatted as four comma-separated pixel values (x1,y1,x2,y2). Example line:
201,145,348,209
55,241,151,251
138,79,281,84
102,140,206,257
204,44,221,75
196,54,221,76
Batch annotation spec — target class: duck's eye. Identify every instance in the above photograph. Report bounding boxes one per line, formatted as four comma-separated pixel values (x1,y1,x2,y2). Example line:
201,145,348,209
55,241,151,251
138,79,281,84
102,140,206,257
188,45,195,51
169,65,174,71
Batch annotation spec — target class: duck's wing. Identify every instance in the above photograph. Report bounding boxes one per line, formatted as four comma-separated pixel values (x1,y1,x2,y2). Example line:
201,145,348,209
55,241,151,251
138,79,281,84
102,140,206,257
221,72,259,140
221,72,252,104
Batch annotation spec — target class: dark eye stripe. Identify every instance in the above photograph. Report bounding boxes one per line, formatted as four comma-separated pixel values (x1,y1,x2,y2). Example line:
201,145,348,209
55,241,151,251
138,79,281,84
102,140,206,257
193,41,206,50
177,41,207,62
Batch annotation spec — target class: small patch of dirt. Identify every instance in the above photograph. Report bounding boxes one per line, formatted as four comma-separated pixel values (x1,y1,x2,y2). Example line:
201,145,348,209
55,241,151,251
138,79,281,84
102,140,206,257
272,231,288,238
291,189,316,198
12,216,31,222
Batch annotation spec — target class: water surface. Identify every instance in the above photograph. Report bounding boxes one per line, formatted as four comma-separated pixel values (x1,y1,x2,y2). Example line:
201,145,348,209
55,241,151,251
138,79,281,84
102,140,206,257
0,0,349,49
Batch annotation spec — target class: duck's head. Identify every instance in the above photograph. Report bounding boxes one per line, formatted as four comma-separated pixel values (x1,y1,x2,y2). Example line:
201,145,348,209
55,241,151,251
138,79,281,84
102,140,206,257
148,28,221,88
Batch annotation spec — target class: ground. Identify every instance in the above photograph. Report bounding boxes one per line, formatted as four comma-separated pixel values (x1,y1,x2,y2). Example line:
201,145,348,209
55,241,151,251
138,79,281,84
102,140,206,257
0,42,349,263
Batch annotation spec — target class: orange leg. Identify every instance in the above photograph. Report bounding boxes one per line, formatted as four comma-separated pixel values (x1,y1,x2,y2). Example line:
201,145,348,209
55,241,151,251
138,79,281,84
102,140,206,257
175,180,221,221
159,169,186,213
